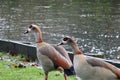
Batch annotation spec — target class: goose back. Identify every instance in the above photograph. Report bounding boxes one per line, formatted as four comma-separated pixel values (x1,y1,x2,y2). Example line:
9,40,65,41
37,42,72,69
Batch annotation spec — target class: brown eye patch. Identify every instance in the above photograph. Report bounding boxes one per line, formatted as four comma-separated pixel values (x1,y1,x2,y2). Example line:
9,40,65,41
29,24,36,30
63,37,69,41
29,24,33,28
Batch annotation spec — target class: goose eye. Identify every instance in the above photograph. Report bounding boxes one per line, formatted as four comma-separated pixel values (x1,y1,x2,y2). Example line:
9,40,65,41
29,25,32,28
63,37,69,41
29,25,35,30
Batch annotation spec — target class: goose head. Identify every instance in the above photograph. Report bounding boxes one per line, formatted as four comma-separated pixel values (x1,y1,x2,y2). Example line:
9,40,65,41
58,36,76,46
24,24,41,34
58,36,82,55
24,24,43,43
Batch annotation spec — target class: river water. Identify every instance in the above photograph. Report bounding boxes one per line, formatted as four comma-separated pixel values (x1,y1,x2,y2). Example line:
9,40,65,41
0,0,120,59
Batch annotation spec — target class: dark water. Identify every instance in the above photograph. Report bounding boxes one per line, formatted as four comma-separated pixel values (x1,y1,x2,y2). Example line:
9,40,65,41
0,0,120,59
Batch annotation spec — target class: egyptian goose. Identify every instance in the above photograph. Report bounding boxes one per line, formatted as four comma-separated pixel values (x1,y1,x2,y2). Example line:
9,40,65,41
58,36,120,80
24,24,74,80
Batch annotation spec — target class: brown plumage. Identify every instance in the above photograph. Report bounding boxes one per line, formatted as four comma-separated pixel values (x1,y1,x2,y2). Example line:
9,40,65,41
24,24,74,80
58,36,120,80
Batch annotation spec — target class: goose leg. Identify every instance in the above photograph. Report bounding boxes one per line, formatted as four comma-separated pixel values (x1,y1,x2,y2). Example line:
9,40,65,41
45,73,48,80
57,67,67,80
64,73,67,80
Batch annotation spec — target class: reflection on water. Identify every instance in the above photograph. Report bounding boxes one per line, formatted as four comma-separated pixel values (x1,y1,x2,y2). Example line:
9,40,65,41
0,0,120,59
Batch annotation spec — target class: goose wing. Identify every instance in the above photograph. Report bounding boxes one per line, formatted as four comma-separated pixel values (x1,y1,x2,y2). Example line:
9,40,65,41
52,44,72,62
86,57,120,78
38,43,72,69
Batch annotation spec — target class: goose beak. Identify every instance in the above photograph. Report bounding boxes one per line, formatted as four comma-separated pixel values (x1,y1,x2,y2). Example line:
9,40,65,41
24,30,29,34
24,28,31,34
57,42,64,46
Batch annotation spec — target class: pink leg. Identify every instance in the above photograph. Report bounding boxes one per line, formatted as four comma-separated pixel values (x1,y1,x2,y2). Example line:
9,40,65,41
64,73,67,80
45,74,48,80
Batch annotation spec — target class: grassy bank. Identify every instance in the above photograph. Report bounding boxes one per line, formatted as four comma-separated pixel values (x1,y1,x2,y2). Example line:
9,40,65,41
0,52,75,80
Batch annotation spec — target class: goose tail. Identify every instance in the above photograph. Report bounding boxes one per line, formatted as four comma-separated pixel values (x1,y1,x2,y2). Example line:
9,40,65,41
64,66,75,76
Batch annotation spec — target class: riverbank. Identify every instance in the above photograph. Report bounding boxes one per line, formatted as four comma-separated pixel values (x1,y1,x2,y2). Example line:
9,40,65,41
0,52,75,80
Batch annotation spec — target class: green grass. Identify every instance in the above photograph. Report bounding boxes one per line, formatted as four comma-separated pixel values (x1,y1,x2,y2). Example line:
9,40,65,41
0,52,76,80
0,52,6,56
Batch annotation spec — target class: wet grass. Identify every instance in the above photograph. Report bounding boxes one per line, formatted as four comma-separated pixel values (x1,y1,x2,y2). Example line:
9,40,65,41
0,52,75,80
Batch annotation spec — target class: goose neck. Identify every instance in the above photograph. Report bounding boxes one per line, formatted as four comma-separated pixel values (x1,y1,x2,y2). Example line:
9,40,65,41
71,42,83,55
34,28,43,43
